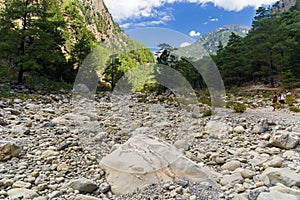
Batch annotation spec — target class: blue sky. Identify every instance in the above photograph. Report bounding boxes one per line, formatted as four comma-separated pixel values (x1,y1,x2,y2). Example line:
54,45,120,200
103,0,278,47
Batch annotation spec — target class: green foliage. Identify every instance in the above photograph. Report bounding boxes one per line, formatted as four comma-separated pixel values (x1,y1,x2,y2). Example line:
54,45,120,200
202,108,214,117
226,101,235,108
233,102,247,113
281,71,295,88
0,84,13,98
289,106,300,112
0,0,75,84
285,95,296,106
214,7,300,87
23,76,72,91
102,46,155,91
0,66,17,82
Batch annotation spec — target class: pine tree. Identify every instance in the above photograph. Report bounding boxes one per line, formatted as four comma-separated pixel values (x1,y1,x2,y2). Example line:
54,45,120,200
0,0,70,83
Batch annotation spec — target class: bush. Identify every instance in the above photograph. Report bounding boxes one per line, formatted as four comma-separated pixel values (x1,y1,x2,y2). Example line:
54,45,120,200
233,102,246,113
289,106,300,113
24,76,73,91
0,84,14,98
285,95,296,106
0,66,17,83
226,101,235,108
202,108,214,117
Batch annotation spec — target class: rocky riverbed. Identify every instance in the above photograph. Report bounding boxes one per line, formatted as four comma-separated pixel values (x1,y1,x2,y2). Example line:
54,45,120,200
0,90,299,200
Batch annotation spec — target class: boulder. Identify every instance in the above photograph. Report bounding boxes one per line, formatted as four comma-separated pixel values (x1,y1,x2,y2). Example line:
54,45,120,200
269,130,299,149
257,190,298,200
67,178,98,193
100,134,218,194
260,167,300,187
204,121,233,139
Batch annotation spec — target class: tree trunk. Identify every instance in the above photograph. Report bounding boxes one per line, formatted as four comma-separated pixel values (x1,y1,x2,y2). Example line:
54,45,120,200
17,0,29,84
269,51,275,88
18,66,23,84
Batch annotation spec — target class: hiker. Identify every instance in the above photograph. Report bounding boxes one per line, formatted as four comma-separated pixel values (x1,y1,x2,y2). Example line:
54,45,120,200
272,91,278,111
279,91,286,109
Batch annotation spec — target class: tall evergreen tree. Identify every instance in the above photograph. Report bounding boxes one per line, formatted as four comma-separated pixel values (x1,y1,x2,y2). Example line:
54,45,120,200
0,0,70,83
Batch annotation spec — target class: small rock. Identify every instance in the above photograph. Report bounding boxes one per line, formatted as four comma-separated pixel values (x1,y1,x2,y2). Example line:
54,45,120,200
99,182,110,193
12,180,31,189
48,191,62,199
234,184,245,193
7,188,39,199
234,126,245,134
67,178,98,193
174,140,190,151
221,160,241,171
0,141,22,161
257,190,298,200
261,157,284,169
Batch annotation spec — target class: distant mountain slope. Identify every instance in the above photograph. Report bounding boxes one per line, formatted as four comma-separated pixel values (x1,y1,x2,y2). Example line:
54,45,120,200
175,24,250,58
272,0,297,13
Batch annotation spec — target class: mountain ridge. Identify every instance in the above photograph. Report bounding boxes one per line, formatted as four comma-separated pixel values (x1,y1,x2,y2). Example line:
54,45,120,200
174,24,250,57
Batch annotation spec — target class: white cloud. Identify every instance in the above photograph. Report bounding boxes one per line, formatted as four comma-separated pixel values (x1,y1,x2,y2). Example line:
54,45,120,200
189,30,201,37
103,0,278,21
209,18,219,22
180,42,192,47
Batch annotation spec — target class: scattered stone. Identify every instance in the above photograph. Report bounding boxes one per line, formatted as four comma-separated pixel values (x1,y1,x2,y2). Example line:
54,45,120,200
12,180,31,189
77,194,102,200
221,160,241,171
260,167,300,187
234,126,245,134
0,141,22,161
204,121,233,139
7,188,39,199
220,173,244,186
0,118,8,126
99,182,110,193
257,190,298,200
48,191,62,199
261,156,284,169
240,169,256,179
174,139,190,151
67,178,98,193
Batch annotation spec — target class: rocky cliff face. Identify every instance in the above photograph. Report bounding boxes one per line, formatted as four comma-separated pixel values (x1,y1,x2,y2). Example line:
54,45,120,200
77,0,120,41
272,0,297,13
0,0,120,42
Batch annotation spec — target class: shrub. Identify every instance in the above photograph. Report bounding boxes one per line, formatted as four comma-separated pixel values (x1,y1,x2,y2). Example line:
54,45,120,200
226,101,235,108
233,102,246,113
285,95,296,106
289,106,300,113
202,109,214,117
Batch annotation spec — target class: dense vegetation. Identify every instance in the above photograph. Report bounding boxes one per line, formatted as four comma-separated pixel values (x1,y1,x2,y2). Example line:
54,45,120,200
0,0,77,85
213,5,300,88
0,0,299,94
0,0,154,91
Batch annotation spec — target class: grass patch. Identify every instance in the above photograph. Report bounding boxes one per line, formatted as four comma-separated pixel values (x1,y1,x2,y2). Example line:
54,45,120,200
233,102,247,113
289,106,300,113
285,95,296,106
202,108,214,117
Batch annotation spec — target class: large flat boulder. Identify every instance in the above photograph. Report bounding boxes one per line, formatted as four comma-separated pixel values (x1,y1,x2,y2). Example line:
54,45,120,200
100,134,218,194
